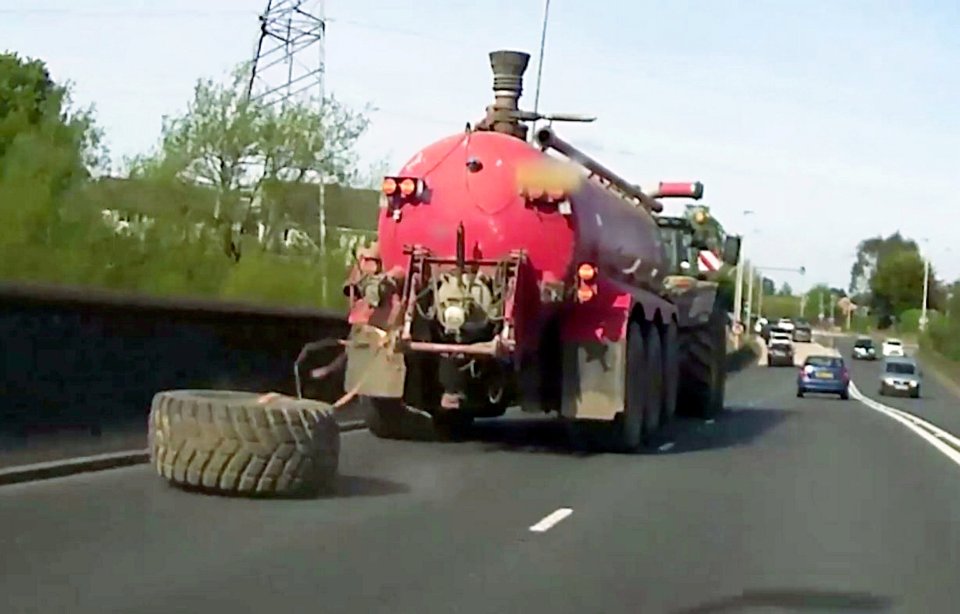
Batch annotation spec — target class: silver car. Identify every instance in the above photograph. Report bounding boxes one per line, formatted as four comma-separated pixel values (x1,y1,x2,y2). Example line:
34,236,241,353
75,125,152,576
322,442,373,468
879,356,922,398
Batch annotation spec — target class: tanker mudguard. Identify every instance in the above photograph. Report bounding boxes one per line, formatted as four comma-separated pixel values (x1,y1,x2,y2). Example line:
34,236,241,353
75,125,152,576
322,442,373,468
556,280,677,420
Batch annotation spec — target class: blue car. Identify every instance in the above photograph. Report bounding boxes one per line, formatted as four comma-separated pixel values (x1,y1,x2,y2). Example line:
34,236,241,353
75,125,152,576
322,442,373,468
797,355,850,400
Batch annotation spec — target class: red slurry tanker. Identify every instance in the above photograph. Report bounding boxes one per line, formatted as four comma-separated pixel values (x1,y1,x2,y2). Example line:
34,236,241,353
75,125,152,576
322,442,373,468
339,50,739,450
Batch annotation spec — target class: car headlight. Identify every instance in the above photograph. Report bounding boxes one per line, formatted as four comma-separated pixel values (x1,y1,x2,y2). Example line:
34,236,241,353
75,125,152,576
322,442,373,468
909,381,918,387
884,378,896,385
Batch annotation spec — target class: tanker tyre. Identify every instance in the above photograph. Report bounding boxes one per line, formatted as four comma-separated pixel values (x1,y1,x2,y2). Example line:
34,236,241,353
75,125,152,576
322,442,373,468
432,411,474,442
148,390,339,498
641,323,664,439
366,397,430,441
661,321,680,425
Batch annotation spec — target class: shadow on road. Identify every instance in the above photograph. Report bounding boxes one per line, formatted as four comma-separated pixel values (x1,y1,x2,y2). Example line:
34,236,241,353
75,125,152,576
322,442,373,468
651,406,795,455
672,587,893,613
458,405,794,457
469,416,598,457
327,474,410,498
168,472,409,501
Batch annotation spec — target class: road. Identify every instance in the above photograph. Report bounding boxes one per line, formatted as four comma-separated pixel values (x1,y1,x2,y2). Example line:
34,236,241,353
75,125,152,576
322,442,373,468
4,354,960,613
836,337,960,437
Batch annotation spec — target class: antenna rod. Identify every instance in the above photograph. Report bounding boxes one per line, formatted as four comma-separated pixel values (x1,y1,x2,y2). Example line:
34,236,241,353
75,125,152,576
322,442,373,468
531,0,551,137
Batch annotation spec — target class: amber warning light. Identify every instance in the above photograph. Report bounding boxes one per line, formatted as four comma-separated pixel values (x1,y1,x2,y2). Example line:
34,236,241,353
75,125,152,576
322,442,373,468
382,176,426,199
576,262,598,302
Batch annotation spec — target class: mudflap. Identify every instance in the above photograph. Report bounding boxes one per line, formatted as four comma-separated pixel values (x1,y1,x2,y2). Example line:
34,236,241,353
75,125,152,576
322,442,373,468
344,325,406,398
560,337,627,420
665,277,719,329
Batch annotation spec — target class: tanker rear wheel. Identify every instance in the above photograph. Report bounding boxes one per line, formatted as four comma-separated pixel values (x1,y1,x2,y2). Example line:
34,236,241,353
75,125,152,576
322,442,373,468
366,397,430,441
676,302,726,419
366,398,473,442
661,321,680,425
641,322,664,438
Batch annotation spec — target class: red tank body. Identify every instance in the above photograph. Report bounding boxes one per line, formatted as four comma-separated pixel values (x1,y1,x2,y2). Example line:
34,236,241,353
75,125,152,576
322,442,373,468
377,130,668,319
338,48,722,447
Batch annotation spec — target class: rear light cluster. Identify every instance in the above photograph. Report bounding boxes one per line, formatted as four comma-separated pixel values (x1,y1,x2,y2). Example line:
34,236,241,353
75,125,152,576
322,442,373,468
381,176,429,221
576,262,597,302
382,176,426,199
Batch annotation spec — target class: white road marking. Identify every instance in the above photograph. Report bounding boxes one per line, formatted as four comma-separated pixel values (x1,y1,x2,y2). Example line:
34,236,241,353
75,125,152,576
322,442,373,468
850,382,960,468
529,508,573,533
658,442,675,452
705,420,715,425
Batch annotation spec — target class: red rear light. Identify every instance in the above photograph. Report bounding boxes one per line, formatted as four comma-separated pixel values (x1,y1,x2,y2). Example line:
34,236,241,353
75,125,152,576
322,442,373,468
653,181,705,199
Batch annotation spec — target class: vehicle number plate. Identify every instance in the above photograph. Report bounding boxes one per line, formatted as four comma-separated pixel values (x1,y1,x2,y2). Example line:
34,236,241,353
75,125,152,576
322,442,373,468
816,372,833,379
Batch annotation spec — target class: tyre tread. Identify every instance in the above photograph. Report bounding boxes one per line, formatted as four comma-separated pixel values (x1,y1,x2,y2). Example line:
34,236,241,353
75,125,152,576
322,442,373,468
149,390,339,497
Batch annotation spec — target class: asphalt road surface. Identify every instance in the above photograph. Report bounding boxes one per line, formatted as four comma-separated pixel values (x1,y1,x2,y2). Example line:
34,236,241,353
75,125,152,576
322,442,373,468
836,337,960,437
4,356,960,613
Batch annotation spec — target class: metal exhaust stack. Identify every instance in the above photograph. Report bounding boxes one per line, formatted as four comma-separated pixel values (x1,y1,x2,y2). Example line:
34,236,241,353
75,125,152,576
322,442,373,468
484,50,531,139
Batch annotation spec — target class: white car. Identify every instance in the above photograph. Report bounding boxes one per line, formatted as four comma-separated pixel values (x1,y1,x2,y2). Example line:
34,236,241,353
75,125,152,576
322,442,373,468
882,338,905,357
776,318,795,333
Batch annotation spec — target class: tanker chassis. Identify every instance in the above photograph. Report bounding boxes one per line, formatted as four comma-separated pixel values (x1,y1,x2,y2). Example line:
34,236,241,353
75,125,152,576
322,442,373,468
335,49,739,452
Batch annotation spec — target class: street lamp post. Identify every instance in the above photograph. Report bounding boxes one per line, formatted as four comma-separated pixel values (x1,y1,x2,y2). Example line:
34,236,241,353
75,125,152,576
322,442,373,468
920,242,930,332
731,210,753,345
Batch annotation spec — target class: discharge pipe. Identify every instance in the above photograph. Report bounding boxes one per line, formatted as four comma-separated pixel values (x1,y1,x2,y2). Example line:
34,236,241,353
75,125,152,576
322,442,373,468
535,126,663,213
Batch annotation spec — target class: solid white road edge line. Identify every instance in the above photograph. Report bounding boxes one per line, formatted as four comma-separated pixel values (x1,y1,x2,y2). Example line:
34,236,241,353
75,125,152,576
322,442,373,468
849,381,960,448
850,382,960,468
529,508,574,533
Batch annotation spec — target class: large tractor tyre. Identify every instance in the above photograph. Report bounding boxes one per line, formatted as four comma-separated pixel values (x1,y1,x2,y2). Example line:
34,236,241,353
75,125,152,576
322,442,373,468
148,390,339,498
660,321,680,425
641,323,665,439
676,302,727,419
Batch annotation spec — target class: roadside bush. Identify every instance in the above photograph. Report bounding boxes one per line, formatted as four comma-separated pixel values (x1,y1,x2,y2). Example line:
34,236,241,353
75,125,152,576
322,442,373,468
219,245,349,311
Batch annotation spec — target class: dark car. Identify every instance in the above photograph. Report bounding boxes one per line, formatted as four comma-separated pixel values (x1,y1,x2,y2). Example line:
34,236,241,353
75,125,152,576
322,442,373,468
792,324,812,343
797,354,850,399
851,337,878,361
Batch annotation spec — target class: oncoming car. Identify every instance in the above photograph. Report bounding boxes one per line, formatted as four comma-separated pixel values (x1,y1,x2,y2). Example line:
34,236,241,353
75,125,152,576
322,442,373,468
879,356,922,398
852,337,878,361
797,354,850,399
792,323,812,343
882,338,905,357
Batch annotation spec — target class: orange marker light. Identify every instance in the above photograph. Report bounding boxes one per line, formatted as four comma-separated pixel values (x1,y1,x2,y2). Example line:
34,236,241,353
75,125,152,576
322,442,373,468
577,263,597,281
399,178,417,196
382,178,398,195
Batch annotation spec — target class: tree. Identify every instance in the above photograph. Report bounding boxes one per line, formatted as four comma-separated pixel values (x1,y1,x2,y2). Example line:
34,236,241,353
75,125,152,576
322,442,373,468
131,62,370,254
778,282,793,296
870,248,926,320
0,52,107,254
761,277,776,295
849,232,917,297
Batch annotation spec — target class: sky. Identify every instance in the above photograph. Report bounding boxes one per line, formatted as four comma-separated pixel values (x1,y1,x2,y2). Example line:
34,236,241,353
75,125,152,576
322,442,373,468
1,0,958,294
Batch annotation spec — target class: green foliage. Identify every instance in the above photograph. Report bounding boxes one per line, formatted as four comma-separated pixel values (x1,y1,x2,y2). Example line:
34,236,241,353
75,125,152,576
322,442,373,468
849,232,917,296
758,295,800,320
870,248,925,318
778,282,793,296
0,53,369,311
897,308,923,334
